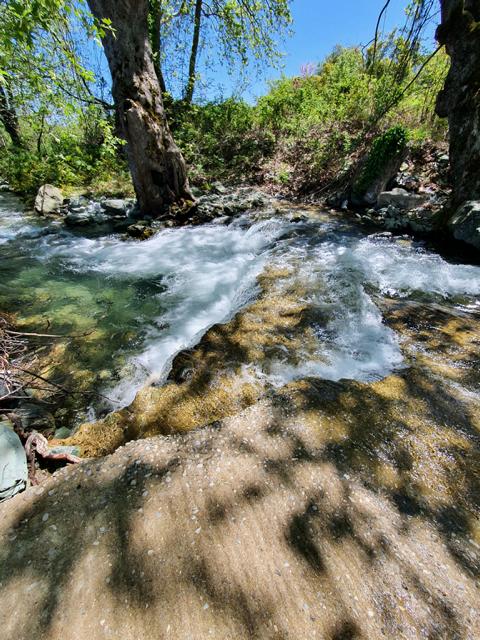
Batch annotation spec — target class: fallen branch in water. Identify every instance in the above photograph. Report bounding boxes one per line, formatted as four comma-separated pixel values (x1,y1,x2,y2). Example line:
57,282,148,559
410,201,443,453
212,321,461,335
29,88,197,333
11,365,75,396
5,330,65,338
1,315,118,417
5,328,96,339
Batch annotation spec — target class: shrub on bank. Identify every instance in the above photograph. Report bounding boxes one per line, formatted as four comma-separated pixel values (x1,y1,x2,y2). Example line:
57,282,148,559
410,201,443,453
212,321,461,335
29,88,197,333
0,44,448,199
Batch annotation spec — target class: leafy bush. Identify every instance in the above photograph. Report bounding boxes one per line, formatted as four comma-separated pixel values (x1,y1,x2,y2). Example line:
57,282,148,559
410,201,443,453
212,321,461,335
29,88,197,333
168,98,273,183
0,112,132,198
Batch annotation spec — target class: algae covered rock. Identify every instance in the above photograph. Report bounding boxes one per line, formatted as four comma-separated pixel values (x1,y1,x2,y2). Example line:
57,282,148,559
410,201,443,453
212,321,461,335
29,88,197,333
351,126,408,206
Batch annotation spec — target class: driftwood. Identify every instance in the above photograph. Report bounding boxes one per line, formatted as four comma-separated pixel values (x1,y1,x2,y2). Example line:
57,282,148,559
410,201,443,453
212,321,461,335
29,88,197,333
24,431,81,487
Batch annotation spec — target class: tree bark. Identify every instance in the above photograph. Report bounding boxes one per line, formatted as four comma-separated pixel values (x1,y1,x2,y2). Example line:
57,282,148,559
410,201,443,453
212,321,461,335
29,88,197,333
149,0,168,94
87,0,193,215
436,0,480,207
0,84,22,147
185,0,203,104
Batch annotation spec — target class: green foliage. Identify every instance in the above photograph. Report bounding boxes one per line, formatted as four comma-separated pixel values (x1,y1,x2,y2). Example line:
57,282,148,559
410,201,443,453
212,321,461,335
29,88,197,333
0,0,448,200
169,98,274,182
249,43,448,193
354,126,408,196
256,48,372,136
0,113,131,197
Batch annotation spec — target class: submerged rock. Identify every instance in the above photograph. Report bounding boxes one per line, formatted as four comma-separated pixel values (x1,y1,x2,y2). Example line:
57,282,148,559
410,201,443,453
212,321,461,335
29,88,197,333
53,427,72,440
34,184,64,216
0,423,28,501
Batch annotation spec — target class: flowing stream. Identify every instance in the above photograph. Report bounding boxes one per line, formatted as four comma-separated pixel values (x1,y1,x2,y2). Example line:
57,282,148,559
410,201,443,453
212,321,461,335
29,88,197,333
1,190,480,423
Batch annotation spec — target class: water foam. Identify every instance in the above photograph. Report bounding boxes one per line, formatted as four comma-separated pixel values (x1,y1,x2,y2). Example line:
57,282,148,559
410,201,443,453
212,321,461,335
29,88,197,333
41,217,289,404
353,236,480,298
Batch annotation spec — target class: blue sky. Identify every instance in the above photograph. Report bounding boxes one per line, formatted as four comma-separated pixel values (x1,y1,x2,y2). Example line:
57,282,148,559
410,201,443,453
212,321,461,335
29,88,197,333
195,0,439,102
87,0,439,104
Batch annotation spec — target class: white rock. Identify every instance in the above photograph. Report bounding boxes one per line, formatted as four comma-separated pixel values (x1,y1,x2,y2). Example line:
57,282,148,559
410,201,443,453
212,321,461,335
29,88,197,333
34,184,63,215
0,423,28,501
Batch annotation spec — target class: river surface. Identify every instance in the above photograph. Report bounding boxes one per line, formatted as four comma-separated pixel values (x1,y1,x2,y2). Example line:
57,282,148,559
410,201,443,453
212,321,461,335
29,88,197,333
1,190,480,423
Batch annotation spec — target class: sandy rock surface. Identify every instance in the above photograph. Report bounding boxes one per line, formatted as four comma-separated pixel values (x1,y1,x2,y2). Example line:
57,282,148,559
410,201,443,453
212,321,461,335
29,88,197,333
1,363,479,639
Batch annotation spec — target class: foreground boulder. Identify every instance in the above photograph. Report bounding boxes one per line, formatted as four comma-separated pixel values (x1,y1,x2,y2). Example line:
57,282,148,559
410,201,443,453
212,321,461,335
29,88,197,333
34,184,64,215
448,201,480,251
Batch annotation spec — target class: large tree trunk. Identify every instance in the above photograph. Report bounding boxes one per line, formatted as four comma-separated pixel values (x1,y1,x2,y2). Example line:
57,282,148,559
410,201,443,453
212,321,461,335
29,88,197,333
0,84,22,147
87,0,193,215
436,0,480,207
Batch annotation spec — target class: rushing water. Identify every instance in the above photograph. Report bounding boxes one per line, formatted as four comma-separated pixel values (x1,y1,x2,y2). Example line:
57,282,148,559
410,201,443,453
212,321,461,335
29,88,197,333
1,191,480,420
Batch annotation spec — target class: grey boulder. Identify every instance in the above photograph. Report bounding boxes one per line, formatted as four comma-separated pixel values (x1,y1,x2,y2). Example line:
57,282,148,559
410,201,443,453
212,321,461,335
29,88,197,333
377,188,427,211
0,423,28,501
102,199,131,216
65,212,93,227
448,201,480,250
34,184,64,215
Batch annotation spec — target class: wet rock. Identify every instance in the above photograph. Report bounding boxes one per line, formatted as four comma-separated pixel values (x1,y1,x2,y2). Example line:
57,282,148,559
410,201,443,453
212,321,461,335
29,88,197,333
405,207,435,234
48,445,80,458
215,215,233,225
325,192,347,208
16,403,55,431
34,184,64,216
102,199,132,216
127,223,154,240
0,422,28,501
68,205,87,214
65,211,93,227
290,214,308,223
448,201,480,251
383,206,406,231
54,427,72,440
